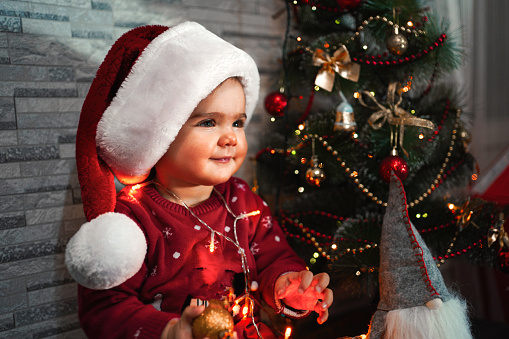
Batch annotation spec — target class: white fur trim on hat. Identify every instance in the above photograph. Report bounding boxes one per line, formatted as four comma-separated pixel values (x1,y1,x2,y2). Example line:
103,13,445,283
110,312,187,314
96,21,260,182
65,212,147,290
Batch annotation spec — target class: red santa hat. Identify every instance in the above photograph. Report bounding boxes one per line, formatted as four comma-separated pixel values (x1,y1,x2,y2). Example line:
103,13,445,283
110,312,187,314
65,22,260,290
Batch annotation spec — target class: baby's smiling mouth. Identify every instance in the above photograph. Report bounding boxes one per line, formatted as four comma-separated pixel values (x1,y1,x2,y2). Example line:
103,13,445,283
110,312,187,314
210,156,233,163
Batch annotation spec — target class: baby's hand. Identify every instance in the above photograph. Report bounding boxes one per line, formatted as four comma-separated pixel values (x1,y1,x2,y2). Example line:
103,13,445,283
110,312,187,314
275,270,333,324
160,305,205,339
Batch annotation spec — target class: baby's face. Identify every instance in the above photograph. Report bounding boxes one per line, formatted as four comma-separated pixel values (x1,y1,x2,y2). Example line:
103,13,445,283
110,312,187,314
155,78,248,188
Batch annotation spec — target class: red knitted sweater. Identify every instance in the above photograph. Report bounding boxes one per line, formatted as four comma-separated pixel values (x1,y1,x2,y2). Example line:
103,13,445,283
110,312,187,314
78,177,306,338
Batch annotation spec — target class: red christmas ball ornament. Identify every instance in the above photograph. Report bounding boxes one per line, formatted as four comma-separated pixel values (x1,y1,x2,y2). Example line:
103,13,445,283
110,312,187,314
379,153,409,182
336,0,362,10
264,92,287,117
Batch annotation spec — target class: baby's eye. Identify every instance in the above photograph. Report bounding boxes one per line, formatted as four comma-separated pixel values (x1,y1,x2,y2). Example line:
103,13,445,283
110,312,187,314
197,119,215,127
233,119,245,128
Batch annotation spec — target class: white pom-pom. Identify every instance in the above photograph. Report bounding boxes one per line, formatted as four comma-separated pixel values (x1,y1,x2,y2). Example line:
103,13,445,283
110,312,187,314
65,212,147,290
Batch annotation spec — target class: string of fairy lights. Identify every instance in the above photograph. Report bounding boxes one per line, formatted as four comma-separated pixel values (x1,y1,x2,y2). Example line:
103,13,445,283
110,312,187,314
257,105,465,207
257,99,482,267
408,108,462,207
349,14,448,66
352,33,447,65
278,209,488,268
351,13,428,41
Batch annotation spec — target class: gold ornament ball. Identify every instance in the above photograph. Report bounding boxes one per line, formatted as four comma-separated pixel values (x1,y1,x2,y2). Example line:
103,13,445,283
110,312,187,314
192,302,235,339
306,167,326,187
386,33,408,55
460,129,470,141
460,129,472,148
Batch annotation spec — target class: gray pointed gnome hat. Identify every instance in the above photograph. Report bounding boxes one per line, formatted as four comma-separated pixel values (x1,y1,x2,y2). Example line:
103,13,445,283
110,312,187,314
367,172,451,338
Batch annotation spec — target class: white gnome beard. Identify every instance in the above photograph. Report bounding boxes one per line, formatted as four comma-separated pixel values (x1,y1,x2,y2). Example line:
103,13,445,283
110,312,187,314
384,297,472,339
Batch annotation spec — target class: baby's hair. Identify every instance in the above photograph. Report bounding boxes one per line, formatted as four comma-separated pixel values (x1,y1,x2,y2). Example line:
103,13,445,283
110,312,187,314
219,76,242,88
216,76,245,101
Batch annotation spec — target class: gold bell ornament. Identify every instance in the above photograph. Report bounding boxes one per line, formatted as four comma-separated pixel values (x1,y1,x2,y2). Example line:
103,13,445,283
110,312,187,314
192,299,235,339
334,91,357,132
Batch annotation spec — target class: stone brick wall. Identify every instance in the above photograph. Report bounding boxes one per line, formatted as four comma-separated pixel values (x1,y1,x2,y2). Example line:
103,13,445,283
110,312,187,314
0,1,285,337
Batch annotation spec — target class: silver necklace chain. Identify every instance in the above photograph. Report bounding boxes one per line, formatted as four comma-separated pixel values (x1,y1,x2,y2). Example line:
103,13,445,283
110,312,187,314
151,181,264,338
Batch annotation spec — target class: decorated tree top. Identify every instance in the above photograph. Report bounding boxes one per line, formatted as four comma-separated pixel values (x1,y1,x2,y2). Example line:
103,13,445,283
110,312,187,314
256,0,509,295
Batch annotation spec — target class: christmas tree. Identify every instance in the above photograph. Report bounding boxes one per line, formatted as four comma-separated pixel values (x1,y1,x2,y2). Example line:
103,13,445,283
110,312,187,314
256,0,509,336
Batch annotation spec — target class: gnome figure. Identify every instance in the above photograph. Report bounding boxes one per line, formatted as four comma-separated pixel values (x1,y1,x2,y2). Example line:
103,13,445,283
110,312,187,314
366,173,473,339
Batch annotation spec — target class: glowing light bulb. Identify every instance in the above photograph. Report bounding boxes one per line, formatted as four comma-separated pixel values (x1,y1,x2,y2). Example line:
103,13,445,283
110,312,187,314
242,305,249,318
331,244,337,250
285,327,292,339
128,184,143,202
209,232,215,253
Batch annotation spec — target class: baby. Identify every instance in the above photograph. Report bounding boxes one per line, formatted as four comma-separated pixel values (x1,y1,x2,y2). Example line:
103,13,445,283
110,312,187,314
65,22,332,339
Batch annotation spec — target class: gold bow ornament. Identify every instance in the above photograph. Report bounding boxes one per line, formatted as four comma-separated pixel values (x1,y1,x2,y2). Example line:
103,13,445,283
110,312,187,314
488,213,509,250
312,46,360,92
357,82,435,156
